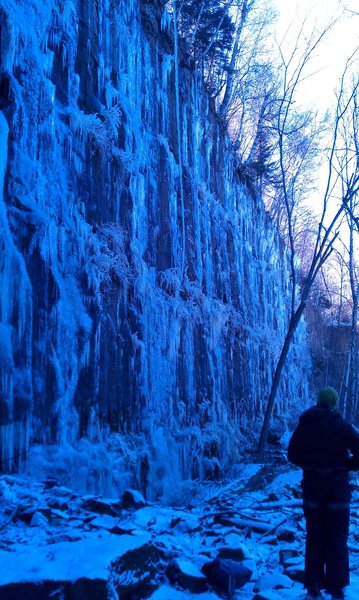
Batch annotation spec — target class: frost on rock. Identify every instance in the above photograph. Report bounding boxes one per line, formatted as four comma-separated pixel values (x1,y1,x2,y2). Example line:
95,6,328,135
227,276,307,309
0,0,311,498
2,468,359,599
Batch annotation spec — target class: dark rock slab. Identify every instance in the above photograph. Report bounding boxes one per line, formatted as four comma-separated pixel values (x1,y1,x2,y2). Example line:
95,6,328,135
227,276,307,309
279,548,300,568
0,578,106,600
253,592,282,600
277,526,296,542
17,506,51,525
43,477,61,490
253,573,293,592
109,541,171,599
216,532,249,561
201,557,252,595
81,497,121,517
122,489,146,510
284,564,304,583
166,558,208,593
259,535,278,545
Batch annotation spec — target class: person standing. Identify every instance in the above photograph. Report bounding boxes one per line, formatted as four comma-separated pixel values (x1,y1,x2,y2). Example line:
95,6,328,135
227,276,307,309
288,387,359,600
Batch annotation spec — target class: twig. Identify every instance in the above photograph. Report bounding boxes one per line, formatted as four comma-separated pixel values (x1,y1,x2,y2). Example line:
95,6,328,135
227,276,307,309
257,517,288,541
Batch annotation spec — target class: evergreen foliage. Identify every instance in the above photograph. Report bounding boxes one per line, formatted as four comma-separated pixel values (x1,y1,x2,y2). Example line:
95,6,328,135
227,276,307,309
177,0,235,94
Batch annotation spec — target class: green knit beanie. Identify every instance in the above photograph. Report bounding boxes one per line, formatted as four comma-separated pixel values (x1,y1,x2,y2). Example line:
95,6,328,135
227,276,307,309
317,387,339,409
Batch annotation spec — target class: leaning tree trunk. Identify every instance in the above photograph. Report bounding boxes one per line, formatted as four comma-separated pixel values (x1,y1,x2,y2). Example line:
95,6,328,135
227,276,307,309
257,299,307,457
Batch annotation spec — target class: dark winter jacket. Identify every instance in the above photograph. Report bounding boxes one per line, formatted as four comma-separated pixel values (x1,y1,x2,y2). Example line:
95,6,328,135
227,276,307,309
288,406,359,472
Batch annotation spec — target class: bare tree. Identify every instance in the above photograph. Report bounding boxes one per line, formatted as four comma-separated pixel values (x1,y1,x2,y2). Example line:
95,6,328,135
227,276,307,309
342,211,359,422
258,57,359,455
341,85,359,421
218,1,279,174
175,0,279,170
218,0,256,118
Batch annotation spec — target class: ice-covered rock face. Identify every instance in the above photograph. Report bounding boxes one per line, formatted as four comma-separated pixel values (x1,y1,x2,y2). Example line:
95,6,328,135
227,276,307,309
0,0,310,499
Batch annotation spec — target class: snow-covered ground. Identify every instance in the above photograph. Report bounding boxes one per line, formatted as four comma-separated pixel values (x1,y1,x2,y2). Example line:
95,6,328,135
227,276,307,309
0,463,359,599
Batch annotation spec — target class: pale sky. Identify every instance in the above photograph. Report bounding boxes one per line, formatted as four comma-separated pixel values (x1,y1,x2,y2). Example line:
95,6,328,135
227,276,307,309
272,0,358,112
271,0,358,258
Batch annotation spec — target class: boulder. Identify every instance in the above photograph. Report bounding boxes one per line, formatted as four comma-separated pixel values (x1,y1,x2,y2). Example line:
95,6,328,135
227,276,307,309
81,497,121,517
277,526,296,542
284,564,305,583
279,548,300,568
216,532,249,561
201,557,252,595
109,542,170,599
253,591,283,600
166,558,208,593
18,506,51,525
260,535,278,545
0,578,106,600
122,489,146,510
29,511,49,528
253,573,293,592
43,478,60,490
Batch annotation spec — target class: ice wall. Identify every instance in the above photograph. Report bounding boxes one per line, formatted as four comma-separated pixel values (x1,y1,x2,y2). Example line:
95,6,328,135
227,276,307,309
0,0,310,498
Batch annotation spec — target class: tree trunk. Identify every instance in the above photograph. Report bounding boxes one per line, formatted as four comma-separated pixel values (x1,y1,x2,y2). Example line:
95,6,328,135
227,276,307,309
257,300,307,457
346,286,359,422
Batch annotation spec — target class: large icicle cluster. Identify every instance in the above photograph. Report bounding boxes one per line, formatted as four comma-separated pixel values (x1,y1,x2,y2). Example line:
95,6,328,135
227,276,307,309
0,0,310,499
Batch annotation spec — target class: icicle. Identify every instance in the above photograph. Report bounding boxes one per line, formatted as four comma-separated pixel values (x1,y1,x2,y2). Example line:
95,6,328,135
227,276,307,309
0,0,313,498
172,0,186,280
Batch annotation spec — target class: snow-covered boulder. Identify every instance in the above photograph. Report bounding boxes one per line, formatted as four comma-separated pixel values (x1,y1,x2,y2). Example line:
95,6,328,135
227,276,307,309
122,489,146,510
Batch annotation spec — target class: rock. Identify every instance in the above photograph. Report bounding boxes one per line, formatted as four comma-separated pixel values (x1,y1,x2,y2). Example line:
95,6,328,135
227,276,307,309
253,591,283,600
18,506,51,525
29,511,49,528
216,532,249,561
43,477,60,490
122,489,146,510
217,546,247,561
260,535,278,545
46,497,69,511
253,573,293,592
109,542,170,598
170,516,182,528
201,557,252,595
47,532,82,544
277,526,296,542
168,513,199,533
46,486,78,500
284,564,305,583
110,524,136,535
81,497,121,517
0,578,107,599
16,507,36,525
87,514,118,530
279,548,300,567
149,583,219,600
265,492,279,502
48,508,71,523
166,558,208,593
202,529,218,538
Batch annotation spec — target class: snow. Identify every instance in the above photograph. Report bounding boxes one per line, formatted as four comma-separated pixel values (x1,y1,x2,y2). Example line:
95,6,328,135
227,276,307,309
149,586,219,599
0,532,151,585
175,558,207,578
1,465,359,598
254,573,294,591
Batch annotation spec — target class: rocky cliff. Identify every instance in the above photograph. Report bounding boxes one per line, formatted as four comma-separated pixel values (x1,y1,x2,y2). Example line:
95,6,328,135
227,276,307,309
0,0,310,499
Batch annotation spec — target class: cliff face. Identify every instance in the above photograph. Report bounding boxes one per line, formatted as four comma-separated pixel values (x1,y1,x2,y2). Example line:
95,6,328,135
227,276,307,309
0,0,310,498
